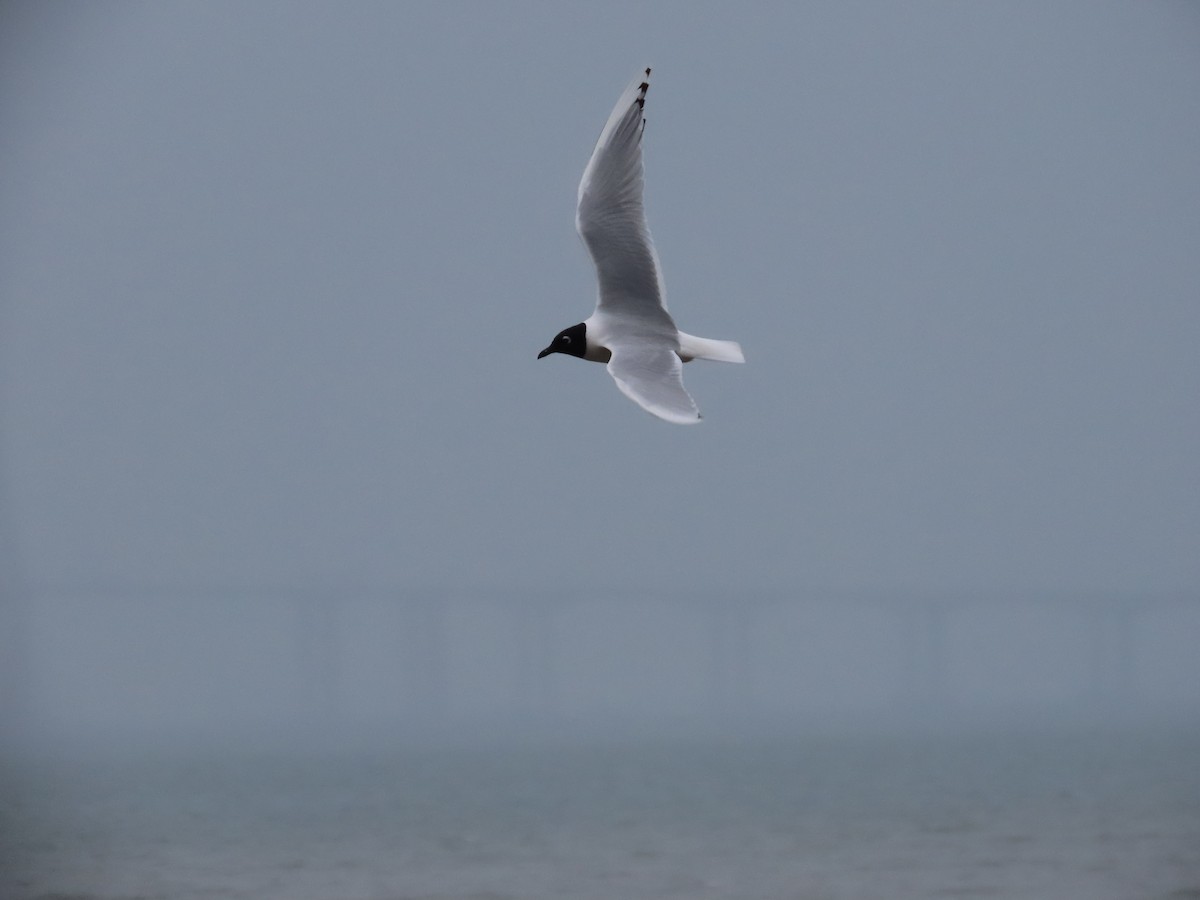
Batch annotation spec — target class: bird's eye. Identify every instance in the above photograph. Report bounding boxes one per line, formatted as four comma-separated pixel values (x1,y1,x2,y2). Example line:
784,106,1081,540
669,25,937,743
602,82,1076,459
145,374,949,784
561,335,571,344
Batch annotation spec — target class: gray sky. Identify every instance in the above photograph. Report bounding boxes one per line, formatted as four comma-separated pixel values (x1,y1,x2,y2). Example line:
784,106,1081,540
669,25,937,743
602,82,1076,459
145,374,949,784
3,1,1199,599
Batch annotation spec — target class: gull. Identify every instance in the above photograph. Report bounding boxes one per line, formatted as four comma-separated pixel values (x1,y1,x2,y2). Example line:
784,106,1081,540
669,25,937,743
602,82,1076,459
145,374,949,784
538,68,744,424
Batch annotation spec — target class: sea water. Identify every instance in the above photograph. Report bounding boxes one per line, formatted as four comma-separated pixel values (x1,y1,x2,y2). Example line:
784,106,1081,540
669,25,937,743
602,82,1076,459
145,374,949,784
3,727,1199,900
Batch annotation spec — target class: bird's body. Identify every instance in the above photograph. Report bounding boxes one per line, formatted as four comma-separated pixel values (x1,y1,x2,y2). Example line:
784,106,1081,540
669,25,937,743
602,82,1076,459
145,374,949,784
538,69,743,424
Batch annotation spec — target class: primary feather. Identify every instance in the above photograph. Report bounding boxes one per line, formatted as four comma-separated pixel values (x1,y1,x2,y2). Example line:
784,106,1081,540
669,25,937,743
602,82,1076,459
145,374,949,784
576,69,673,328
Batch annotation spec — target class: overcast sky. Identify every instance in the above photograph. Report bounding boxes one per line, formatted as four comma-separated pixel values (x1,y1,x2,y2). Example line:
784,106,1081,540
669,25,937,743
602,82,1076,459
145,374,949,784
2,1,1198,599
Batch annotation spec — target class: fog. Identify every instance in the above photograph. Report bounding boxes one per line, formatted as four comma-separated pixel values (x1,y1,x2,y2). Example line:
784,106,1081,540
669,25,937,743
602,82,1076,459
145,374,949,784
4,5,1200,898
2,2,1199,748
12,587,1199,755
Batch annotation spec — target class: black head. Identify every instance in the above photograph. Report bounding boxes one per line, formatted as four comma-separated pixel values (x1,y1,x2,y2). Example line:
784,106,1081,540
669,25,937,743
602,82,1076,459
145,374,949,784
537,322,587,360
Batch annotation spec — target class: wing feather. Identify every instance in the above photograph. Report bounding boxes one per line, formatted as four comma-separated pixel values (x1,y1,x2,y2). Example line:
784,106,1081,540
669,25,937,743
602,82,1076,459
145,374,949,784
576,69,673,324
607,343,701,425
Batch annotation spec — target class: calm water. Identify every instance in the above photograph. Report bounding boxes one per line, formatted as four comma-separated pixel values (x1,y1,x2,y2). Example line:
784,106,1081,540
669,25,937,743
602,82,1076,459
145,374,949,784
3,728,1199,900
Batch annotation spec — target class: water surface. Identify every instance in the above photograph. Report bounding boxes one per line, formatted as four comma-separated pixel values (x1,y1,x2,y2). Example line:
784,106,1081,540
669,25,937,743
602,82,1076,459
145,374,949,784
4,728,1198,899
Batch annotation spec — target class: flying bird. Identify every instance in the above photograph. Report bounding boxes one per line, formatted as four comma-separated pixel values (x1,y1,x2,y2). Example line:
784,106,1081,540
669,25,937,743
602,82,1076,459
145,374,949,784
538,68,744,424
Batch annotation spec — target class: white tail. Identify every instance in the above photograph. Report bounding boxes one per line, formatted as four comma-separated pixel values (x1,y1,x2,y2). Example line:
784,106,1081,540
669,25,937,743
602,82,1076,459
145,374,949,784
677,332,745,364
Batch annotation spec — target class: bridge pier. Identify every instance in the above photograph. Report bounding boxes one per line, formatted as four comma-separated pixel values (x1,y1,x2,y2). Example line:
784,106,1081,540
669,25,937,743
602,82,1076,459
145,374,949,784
398,593,449,720
706,600,754,717
1084,604,1137,711
896,600,951,714
513,598,557,718
0,494,32,742
294,592,341,724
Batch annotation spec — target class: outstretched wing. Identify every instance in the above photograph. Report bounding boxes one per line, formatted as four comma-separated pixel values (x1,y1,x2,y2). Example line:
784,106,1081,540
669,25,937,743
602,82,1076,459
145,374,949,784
576,69,674,326
607,342,701,425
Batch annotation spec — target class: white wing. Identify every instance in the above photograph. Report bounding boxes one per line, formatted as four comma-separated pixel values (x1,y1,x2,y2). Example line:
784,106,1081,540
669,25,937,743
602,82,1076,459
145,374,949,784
576,69,674,327
607,342,701,425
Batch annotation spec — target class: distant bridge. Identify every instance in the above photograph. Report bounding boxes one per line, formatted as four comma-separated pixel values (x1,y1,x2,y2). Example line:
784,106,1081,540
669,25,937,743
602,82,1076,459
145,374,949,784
5,586,1199,736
